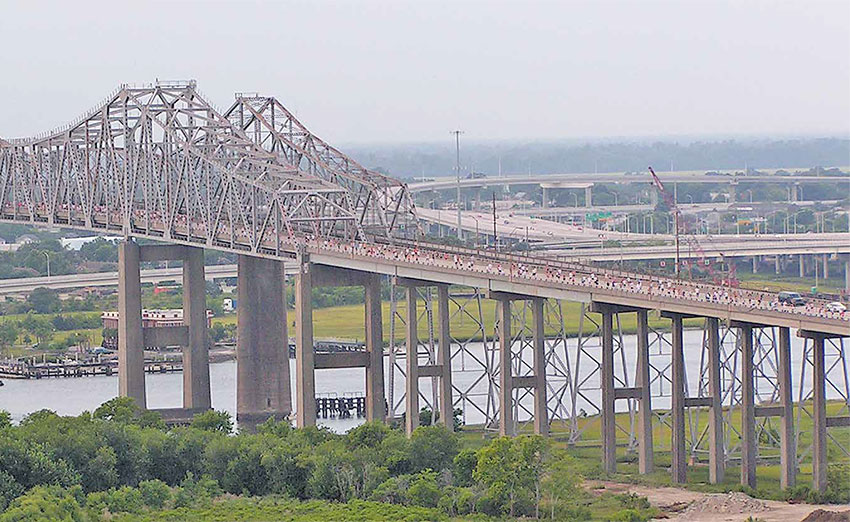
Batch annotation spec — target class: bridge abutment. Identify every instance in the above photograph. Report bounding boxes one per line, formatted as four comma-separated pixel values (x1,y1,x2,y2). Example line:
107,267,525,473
236,255,291,428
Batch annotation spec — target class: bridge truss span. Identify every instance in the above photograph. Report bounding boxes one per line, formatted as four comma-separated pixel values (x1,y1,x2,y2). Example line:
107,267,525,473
0,81,366,253
225,95,418,238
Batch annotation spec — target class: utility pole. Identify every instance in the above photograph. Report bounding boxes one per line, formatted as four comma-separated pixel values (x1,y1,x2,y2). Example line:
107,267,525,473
451,130,464,237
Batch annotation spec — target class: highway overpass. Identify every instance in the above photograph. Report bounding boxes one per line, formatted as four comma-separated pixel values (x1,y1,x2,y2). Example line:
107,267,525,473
409,170,850,193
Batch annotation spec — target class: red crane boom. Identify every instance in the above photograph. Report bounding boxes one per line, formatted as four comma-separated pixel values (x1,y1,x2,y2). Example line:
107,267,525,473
648,166,737,286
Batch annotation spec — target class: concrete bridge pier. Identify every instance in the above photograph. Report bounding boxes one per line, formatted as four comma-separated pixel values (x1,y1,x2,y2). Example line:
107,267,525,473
732,321,757,490
293,263,387,428
585,186,593,207
236,255,291,427
118,240,145,407
775,256,781,275
593,304,655,474
822,254,829,279
798,330,848,494
705,318,725,484
799,254,805,278
636,310,654,474
294,260,316,427
491,292,548,437
662,311,688,484
118,241,212,416
397,279,453,436
542,187,549,209
845,257,850,292
777,327,796,489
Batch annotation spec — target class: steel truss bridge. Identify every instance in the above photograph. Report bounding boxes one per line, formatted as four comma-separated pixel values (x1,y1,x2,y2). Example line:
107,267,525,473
1,81,848,493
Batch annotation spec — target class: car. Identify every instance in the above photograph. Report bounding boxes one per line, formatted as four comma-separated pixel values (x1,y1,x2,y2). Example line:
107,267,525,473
826,302,847,313
778,291,806,307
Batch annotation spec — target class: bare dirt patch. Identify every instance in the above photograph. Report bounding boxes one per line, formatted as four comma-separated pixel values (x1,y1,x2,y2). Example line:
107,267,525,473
585,480,848,522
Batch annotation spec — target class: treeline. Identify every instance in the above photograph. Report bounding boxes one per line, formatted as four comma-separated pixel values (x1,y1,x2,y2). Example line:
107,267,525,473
346,138,850,179
0,399,658,521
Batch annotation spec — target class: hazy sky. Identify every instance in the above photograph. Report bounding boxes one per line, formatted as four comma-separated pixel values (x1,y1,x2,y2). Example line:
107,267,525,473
1,0,847,144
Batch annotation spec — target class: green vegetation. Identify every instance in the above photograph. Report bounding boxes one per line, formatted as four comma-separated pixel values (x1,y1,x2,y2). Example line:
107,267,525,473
0,398,664,521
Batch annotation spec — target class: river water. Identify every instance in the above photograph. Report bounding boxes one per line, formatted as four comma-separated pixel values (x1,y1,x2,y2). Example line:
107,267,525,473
1,330,844,432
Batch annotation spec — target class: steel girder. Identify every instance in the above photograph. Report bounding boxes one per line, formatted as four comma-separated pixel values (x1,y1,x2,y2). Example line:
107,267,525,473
0,82,361,251
224,95,418,239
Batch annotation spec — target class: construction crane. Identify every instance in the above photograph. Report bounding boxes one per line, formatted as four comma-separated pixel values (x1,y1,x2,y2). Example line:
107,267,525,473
647,166,738,286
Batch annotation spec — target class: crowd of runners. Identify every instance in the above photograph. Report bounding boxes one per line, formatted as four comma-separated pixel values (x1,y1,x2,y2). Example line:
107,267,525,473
306,236,848,322
3,204,846,322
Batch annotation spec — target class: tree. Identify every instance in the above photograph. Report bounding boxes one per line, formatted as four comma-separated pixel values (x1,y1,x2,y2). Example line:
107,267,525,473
409,425,458,473
20,313,53,348
0,322,19,356
191,410,233,434
474,435,547,517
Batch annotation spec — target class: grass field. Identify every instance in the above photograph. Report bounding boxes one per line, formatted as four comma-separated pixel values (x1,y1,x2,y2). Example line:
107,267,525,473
209,300,703,344
458,400,850,500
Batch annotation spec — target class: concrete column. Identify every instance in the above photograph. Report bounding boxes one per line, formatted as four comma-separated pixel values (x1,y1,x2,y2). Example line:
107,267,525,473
437,285,453,430
812,335,827,493
791,183,799,202
542,187,549,209
775,256,781,275
670,314,687,484
739,324,757,489
118,240,145,408
799,254,805,278
236,255,291,427
777,327,795,489
706,318,725,484
636,310,653,474
822,254,829,279
531,299,548,436
405,286,419,436
601,310,616,473
752,256,758,274
650,189,658,206
498,299,514,436
364,274,385,422
585,186,593,207
845,259,850,293
182,247,210,410
729,182,737,202
294,263,316,428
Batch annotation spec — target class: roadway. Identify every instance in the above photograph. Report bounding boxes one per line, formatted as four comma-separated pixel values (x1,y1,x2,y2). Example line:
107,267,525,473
409,169,850,193
418,208,850,254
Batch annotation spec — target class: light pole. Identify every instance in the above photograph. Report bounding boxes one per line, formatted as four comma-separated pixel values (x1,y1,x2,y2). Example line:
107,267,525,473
451,130,464,238
570,193,578,208
42,251,50,278
744,189,753,203
686,194,693,204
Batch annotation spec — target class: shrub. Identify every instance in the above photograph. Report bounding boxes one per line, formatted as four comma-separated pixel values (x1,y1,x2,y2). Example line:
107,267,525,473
190,410,233,434
0,485,86,522
138,479,171,509
453,448,477,487
610,508,651,522
407,470,441,508
409,425,458,473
